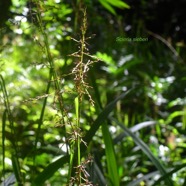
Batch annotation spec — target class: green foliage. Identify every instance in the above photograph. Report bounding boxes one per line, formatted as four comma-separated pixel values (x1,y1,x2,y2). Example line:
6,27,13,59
0,0,186,185
99,0,130,15
102,122,119,186
113,118,173,185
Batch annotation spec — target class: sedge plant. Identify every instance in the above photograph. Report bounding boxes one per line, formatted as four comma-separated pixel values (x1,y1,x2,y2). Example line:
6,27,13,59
33,1,97,185
68,7,99,185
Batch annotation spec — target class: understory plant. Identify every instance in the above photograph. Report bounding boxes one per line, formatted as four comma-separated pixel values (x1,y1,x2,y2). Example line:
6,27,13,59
1,0,186,186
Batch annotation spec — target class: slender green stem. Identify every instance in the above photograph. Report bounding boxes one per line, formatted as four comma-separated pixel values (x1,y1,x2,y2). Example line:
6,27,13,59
35,0,65,125
0,75,23,185
75,96,81,184
2,110,6,183
33,1,68,159
68,140,75,183
33,69,52,167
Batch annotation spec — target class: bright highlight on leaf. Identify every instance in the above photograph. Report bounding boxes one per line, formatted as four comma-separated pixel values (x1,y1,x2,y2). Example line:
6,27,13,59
99,0,130,15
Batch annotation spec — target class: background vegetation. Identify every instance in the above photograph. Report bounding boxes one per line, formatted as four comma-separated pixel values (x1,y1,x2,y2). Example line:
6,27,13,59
0,0,186,185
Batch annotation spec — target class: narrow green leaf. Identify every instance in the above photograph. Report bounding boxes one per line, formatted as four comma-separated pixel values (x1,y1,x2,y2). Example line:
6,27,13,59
114,121,156,144
12,155,23,186
102,122,120,186
106,0,130,9
33,90,132,185
32,155,69,186
127,170,160,186
2,110,7,181
92,162,107,185
154,163,186,185
75,96,79,125
68,141,75,183
99,0,116,15
74,96,81,182
165,110,183,124
99,0,130,15
83,89,133,146
112,118,174,186
0,75,23,185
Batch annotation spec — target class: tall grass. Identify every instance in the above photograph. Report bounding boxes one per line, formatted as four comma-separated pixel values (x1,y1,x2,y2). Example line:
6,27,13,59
32,2,96,185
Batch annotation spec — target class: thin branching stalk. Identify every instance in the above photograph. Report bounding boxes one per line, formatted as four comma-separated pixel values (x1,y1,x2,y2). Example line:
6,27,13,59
32,0,68,166
30,1,97,185
68,7,98,185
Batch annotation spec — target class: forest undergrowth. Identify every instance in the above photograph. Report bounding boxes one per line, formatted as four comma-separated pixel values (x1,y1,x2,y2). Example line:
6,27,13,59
1,0,186,186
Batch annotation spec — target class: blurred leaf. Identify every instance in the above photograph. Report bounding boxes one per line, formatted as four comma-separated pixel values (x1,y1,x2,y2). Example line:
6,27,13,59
96,52,118,74
0,174,16,186
114,121,156,144
154,163,186,185
99,0,130,15
108,0,130,9
83,89,133,145
32,155,69,186
166,111,183,124
127,170,160,186
12,155,23,185
102,122,119,186
112,118,174,186
2,110,6,181
99,0,116,15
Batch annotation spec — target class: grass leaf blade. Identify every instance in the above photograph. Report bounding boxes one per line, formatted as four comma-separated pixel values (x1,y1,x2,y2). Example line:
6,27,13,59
32,155,69,186
102,122,120,186
112,118,174,186
83,89,133,145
